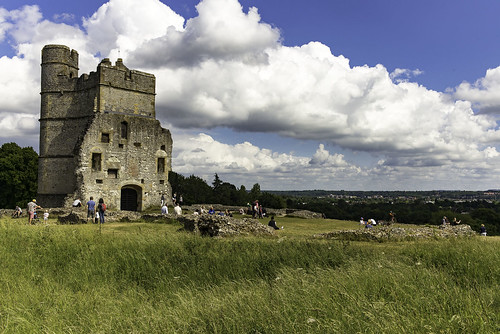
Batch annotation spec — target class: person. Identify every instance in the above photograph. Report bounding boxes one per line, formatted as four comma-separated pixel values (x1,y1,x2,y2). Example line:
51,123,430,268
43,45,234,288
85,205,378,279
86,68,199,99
86,197,96,223
208,207,215,215
43,210,49,224
239,207,245,215
161,203,168,215
389,211,396,223
480,224,487,236
193,209,199,215
97,198,106,224
442,216,450,226
72,199,82,207
13,205,22,218
174,204,182,215
27,199,43,225
360,217,365,225
452,217,461,226
160,194,165,207
365,220,373,229
369,218,377,226
268,216,283,230
252,200,259,218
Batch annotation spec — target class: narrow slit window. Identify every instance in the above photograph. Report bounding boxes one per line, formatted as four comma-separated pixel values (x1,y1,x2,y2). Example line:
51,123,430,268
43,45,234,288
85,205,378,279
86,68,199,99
157,157,165,173
121,121,128,139
92,153,102,171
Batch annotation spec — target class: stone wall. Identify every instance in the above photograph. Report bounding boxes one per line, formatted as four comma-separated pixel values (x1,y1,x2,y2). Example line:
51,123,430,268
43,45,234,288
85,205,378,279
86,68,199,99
176,214,274,237
315,225,477,242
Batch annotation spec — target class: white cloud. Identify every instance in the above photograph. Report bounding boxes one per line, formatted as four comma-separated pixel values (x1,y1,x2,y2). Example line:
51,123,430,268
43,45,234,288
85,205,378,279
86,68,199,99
390,68,423,83
1,0,500,190
454,66,500,114
172,133,361,189
83,0,185,60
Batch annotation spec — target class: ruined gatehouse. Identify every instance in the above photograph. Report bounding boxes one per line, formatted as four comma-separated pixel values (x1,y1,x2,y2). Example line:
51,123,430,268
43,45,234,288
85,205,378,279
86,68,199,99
37,44,172,211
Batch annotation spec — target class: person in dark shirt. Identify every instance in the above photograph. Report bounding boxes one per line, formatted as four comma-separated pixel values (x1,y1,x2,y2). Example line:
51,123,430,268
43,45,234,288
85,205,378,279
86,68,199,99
268,216,282,230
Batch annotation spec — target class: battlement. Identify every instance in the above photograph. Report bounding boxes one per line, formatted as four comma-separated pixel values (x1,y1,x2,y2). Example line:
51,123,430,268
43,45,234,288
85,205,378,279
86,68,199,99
41,44,79,69
96,58,155,95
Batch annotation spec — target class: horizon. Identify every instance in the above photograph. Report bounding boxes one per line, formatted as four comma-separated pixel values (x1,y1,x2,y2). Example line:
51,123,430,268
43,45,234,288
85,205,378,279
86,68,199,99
1,0,500,191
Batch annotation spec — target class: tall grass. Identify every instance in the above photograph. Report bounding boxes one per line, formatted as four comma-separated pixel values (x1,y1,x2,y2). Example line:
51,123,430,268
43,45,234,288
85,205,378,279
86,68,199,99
0,218,498,333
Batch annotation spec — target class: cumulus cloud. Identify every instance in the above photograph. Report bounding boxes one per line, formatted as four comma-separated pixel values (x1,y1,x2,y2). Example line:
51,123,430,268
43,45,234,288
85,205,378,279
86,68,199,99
454,66,500,114
128,0,280,68
173,133,361,189
1,0,500,189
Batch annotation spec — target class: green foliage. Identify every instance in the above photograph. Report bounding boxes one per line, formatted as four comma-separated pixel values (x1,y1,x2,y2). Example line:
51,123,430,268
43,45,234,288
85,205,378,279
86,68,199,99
169,171,286,208
0,142,38,208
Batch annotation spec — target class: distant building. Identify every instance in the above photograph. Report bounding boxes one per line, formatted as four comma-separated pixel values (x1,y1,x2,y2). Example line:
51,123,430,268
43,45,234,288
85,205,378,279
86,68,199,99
37,44,172,211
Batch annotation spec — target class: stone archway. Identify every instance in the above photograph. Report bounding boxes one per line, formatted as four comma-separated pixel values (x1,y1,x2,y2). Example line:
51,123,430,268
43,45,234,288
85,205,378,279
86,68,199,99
121,185,142,211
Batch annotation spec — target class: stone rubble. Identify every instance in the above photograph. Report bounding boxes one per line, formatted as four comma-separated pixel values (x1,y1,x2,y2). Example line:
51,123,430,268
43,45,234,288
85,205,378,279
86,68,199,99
315,224,477,241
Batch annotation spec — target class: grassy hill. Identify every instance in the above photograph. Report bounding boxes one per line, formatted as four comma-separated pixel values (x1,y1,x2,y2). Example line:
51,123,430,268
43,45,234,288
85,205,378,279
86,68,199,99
0,215,498,333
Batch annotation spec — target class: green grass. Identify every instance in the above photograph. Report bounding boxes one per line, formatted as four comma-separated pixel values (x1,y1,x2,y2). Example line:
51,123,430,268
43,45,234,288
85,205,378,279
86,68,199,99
0,215,498,333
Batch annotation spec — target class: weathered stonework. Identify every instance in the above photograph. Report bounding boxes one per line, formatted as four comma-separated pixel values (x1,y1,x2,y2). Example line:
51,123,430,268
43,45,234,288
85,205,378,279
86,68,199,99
37,45,172,211
314,225,477,242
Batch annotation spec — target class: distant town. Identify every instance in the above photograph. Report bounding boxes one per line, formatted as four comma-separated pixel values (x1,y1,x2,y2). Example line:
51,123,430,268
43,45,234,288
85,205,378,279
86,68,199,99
267,190,500,203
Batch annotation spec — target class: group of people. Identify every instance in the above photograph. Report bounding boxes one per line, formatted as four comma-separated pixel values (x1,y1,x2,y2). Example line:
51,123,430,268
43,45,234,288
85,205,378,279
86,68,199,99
26,199,44,224
360,217,377,229
84,196,107,224
161,203,182,215
251,200,266,218
441,216,462,226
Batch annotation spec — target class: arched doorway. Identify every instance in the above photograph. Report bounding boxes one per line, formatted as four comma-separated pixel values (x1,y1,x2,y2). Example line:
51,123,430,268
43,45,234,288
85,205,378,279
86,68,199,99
121,185,142,211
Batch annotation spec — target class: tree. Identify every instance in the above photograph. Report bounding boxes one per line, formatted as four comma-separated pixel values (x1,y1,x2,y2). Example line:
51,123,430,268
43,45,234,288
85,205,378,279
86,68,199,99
249,183,261,201
0,143,38,208
212,173,222,190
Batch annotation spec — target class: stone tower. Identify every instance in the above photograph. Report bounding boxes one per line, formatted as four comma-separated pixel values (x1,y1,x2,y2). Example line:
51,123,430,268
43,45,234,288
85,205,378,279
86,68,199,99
38,44,173,211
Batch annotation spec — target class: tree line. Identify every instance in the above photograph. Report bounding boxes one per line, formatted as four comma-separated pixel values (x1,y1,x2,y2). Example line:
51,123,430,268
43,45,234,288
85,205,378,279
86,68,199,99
1,142,498,235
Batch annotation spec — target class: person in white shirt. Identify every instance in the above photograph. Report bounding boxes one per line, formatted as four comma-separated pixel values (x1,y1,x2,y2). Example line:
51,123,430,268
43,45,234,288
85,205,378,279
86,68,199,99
161,204,168,215
174,204,182,215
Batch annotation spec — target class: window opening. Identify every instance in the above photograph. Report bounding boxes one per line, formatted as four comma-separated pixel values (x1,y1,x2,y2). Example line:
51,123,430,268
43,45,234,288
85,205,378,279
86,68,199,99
92,153,102,171
157,157,165,173
101,133,110,143
121,121,128,139
108,169,118,178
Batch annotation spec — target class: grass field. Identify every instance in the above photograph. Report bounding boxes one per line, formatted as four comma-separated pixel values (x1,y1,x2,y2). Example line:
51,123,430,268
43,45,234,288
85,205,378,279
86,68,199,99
0,214,498,333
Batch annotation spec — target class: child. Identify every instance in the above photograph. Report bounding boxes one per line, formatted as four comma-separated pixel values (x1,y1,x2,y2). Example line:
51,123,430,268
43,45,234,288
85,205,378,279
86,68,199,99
43,210,49,224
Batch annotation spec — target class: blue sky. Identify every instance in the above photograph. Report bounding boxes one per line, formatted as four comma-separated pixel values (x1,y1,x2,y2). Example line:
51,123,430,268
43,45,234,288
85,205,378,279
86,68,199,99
1,0,500,190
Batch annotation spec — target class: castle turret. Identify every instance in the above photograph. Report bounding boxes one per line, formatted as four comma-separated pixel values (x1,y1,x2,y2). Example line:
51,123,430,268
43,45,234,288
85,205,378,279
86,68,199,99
38,45,88,207
40,44,78,97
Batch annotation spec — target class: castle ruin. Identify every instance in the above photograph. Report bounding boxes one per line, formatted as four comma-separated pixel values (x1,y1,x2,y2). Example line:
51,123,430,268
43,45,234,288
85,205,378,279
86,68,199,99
37,44,172,211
